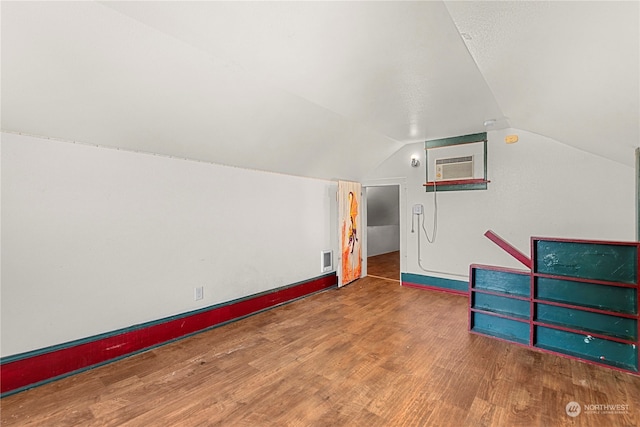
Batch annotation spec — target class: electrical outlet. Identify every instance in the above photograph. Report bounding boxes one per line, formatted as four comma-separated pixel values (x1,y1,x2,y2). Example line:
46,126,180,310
194,286,204,301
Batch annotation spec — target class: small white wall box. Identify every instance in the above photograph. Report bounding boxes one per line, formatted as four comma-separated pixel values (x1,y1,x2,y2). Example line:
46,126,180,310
321,250,333,272
435,155,474,181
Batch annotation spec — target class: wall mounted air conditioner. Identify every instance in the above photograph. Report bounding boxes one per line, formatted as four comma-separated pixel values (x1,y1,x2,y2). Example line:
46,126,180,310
435,155,474,181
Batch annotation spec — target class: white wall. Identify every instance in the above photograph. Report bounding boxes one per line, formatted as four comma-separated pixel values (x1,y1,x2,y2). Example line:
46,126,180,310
364,128,636,281
1,133,337,357
367,226,400,257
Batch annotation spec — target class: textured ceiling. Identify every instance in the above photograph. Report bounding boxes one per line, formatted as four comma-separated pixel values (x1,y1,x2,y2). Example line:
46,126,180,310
446,1,639,166
2,1,638,181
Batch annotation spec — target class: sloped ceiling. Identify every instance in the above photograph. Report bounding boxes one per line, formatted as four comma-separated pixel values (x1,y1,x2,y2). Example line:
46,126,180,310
445,1,639,167
2,1,638,181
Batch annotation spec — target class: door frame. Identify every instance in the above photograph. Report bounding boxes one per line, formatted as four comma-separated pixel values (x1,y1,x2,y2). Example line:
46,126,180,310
362,179,406,282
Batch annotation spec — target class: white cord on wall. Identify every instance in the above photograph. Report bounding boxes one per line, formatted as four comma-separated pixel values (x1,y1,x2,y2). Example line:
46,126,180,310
423,181,437,243
411,181,437,243
411,182,467,279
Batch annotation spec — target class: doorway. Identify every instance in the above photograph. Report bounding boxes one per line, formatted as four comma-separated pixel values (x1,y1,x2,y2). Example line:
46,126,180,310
364,185,400,282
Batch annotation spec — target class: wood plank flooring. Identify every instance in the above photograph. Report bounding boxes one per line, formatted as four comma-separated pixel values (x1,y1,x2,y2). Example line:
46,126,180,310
366,251,400,282
2,262,639,426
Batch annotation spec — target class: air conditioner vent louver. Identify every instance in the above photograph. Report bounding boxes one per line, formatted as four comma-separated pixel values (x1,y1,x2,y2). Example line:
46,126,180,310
435,155,473,181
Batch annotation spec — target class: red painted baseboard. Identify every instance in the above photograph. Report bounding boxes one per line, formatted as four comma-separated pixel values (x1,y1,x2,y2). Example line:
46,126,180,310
0,274,336,396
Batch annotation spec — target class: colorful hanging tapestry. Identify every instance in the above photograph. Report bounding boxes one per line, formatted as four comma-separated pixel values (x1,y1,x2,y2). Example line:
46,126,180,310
338,181,362,286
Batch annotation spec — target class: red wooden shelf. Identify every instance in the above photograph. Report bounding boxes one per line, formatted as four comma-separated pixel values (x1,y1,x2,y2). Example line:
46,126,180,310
530,321,636,345
532,298,639,320
471,288,530,301
423,178,490,187
470,307,529,322
533,272,638,289
469,237,640,375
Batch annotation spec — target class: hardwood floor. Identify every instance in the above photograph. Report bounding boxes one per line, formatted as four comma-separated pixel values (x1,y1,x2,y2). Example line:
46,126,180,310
2,272,639,426
366,250,400,282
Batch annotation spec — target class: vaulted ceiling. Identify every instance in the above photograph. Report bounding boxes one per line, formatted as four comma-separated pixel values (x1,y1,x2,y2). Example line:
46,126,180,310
2,1,638,181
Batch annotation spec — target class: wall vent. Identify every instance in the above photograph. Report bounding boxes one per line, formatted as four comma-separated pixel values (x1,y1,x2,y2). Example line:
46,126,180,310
321,250,333,273
435,155,474,181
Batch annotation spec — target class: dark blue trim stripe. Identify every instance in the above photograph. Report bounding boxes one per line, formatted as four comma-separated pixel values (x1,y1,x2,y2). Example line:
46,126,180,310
401,272,468,293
